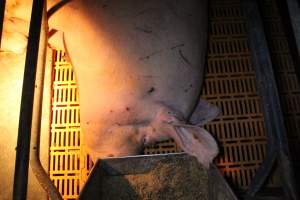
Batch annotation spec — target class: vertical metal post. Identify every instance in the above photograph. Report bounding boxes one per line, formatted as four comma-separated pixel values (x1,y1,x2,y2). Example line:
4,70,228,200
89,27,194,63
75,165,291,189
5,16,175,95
286,0,300,60
0,0,5,47
285,0,300,83
13,0,45,199
242,0,298,199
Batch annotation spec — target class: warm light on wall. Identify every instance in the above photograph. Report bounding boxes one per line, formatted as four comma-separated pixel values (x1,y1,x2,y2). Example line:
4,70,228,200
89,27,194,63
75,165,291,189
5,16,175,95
0,52,25,199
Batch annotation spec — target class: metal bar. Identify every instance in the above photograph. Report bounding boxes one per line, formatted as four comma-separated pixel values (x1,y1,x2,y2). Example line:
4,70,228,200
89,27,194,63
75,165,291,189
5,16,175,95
246,146,277,197
47,0,72,18
242,0,298,199
274,0,300,86
285,0,300,48
13,0,45,199
29,1,62,199
0,0,5,47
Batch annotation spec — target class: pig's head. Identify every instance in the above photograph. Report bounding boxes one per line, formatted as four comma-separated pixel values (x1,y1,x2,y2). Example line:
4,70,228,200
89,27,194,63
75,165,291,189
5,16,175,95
139,104,219,169
85,102,219,169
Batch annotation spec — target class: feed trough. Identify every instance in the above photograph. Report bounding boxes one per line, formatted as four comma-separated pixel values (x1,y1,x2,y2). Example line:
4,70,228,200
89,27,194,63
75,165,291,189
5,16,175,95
79,153,238,200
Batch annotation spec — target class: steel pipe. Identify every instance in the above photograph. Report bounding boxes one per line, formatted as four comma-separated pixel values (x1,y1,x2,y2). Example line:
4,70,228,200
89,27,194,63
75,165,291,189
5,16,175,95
13,0,46,199
0,0,5,47
29,1,62,199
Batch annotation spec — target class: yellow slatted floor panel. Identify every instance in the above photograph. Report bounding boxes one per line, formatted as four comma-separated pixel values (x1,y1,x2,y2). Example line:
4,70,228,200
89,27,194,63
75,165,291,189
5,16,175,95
203,0,267,190
50,50,93,200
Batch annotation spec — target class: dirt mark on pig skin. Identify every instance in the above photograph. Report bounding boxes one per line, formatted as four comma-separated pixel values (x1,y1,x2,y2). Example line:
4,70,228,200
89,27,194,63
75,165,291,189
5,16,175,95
139,50,163,61
134,26,153,34
184,84,193,93
147,87,155,94
170,43,184,50
179,49,192,67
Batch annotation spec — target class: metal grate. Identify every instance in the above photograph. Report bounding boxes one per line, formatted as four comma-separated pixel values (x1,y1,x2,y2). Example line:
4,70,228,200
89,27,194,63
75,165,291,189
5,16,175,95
49,50,93,200
203,0,268,191
260,0,300,188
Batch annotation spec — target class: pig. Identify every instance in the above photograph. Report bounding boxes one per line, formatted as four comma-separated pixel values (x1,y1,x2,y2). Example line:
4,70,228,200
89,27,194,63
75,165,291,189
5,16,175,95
48,0,219,168
2,0,219,169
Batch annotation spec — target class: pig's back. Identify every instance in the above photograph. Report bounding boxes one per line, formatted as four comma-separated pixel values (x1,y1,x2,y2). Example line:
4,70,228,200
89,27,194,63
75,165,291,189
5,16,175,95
49,0,208,123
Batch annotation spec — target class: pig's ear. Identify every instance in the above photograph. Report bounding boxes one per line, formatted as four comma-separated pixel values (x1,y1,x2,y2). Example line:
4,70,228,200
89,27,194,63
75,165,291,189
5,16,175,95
48,28,65,50
170,125,218,169
189,98,220,126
